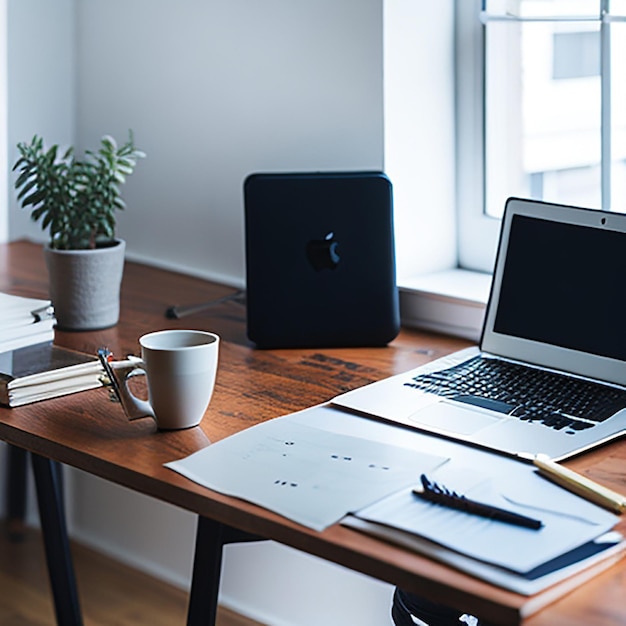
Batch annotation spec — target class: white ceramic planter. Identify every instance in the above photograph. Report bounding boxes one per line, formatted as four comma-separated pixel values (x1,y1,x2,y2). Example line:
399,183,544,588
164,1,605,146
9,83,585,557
44,239,126,331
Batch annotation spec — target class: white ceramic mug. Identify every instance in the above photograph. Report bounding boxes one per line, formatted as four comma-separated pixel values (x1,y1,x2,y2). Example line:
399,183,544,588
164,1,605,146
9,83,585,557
115,329,220,430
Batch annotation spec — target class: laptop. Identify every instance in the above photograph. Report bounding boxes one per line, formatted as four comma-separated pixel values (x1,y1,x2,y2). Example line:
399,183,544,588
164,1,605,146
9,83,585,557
244,171,400,349
333,197,626,460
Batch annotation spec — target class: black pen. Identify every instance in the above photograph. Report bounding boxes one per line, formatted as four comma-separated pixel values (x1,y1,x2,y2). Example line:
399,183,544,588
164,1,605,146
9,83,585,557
413,474,543,530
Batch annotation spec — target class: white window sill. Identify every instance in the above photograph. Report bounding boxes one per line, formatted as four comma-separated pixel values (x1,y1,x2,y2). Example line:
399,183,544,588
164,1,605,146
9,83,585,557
398,269,492,342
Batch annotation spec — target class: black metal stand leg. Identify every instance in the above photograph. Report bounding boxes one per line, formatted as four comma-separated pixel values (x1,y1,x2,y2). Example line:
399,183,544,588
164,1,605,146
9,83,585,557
187,516,263,626
31,453,83,626
6,444,28,541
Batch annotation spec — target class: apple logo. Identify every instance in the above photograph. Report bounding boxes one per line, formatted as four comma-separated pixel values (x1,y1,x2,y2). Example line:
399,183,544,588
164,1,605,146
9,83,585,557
306,232,341,271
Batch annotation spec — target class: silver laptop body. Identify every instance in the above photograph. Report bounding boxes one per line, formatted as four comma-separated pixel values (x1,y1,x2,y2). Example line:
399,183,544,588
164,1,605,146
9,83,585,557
333,197,626,460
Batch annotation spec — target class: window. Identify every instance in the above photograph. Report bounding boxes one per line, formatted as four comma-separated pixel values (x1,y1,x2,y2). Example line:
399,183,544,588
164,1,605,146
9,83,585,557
553,31,600,79
457,0,626,274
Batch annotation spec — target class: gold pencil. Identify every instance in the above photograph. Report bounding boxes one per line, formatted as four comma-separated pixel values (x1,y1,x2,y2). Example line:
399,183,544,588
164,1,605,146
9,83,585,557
533,453,626,515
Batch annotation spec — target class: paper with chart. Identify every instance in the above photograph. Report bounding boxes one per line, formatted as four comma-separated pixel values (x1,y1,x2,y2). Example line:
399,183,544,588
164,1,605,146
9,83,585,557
165,413,448,531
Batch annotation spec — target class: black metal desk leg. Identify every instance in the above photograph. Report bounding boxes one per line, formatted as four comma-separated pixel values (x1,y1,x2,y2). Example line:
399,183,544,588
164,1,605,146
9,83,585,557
31,453,83,626
187,516,227,626
6,444,28,540
187,516,264,626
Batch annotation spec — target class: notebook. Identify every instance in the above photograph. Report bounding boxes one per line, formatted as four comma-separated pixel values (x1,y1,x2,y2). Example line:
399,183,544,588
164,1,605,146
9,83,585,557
333,197,626,460
244,171,400,348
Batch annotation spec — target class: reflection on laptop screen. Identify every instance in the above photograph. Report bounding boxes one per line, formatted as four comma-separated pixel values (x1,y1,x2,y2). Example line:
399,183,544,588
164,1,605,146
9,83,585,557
493,215,626,361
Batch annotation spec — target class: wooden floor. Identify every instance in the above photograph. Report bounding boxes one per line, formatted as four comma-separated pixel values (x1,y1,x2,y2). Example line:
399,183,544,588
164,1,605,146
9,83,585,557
0,521,264,626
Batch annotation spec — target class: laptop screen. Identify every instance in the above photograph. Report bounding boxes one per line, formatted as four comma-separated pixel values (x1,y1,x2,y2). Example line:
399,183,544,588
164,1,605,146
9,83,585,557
481,198,626,386
493,214,626,362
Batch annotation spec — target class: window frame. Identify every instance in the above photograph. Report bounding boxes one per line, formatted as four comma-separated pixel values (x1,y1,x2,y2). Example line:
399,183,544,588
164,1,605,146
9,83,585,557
455,0,503,274
455,0,625,274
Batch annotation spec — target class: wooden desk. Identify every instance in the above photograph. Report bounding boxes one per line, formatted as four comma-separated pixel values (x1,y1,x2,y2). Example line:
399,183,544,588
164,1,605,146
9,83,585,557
1,240,624,626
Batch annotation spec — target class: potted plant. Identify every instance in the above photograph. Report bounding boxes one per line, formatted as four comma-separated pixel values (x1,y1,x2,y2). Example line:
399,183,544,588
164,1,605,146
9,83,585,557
13,132,145,330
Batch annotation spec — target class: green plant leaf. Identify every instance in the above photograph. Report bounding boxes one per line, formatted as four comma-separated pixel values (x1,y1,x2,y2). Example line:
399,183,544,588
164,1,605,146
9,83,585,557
21,189,46,207
12,157,28,172
16,182,37,202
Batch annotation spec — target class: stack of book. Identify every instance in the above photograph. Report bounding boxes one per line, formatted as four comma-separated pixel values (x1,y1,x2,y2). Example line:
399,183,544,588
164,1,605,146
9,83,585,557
0,292,104,407
0,292,56,352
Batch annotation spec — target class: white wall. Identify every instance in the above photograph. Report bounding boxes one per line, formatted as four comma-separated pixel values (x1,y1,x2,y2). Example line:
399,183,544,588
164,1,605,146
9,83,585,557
7,0,76,242
74,0,385,287
4,2,455,624
0,0,7,242
384,0,457,280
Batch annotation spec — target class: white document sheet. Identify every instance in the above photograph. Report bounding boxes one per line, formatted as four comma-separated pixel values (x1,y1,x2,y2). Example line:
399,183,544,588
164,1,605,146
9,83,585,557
353,461,619,574
165,408,448,531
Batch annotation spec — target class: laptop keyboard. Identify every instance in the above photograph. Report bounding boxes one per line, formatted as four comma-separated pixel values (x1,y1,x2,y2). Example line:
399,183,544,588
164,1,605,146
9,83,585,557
404,356,626,433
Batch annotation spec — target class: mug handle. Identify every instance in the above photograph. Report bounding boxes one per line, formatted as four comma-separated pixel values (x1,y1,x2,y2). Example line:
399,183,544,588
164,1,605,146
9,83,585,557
108,357,155,421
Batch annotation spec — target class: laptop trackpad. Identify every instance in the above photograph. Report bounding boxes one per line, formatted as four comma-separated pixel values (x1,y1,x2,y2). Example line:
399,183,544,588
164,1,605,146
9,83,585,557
408,401,501,436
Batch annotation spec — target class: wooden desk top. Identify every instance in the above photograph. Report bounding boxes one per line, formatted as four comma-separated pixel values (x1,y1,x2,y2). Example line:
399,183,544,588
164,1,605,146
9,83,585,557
1,240,624,626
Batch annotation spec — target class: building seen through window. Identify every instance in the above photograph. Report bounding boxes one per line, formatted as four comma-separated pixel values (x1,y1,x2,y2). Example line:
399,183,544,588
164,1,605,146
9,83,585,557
482,0,626,218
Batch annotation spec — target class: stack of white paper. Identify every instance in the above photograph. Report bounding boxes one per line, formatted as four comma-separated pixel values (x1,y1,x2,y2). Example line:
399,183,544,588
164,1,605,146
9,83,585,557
344,460,625,600
0,292,55,352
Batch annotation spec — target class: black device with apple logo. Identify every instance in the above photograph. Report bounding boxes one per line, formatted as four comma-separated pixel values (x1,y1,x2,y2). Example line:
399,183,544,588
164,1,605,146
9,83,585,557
244,171,400,349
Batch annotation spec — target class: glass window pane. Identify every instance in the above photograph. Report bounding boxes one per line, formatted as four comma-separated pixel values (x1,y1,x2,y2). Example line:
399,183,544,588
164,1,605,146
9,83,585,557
611,20,626,213
610,0,626,17
485,18,602,217
553,31,599,79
